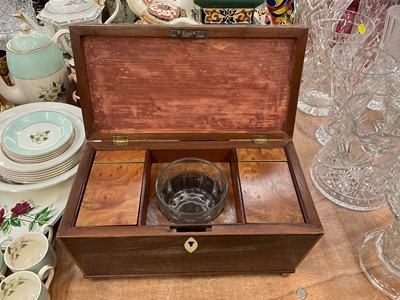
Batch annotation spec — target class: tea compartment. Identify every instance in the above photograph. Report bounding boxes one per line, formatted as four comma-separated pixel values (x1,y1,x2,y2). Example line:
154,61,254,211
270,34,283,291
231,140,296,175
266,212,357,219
75,146,305,228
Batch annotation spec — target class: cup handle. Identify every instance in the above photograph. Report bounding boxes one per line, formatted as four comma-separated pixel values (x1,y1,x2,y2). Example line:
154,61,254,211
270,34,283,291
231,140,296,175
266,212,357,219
0,275,5,281
103,0,121,24
40,224,53,244
38,265,54,289
0,236,13,249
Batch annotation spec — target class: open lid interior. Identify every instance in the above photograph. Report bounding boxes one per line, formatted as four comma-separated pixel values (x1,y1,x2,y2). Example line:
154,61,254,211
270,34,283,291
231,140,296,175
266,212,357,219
70,25,307,141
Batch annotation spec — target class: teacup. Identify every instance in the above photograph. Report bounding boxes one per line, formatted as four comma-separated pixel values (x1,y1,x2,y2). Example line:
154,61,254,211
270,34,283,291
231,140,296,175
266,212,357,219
0,266,54,300
0,224,56,274
0,251,7,280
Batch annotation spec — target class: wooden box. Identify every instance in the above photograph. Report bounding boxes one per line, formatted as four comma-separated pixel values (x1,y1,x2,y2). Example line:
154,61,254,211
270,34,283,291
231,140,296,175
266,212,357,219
57,24,323,277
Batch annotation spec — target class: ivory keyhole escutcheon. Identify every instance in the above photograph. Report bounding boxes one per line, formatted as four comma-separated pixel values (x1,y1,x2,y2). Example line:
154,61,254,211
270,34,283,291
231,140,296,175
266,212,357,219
184,237,198,253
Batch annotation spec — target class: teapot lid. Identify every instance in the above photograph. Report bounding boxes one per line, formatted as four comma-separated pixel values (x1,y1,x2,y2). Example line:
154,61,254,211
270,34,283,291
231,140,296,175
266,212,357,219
45,0,94,14
7,24,51,53
38,0,103,25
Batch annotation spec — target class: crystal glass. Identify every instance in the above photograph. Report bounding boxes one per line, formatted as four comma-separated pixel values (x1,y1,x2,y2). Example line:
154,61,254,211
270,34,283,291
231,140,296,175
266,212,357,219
0,0,36,50
311,93,400,211
315,43,398,145
298,9,375,117
358,0,400,47
380,5,400,63
294,0,354,27
359,157,400,299
156,157,228,224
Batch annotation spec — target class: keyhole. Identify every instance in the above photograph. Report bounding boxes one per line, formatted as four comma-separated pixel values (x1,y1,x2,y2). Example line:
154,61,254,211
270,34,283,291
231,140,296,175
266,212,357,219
184,237,198,253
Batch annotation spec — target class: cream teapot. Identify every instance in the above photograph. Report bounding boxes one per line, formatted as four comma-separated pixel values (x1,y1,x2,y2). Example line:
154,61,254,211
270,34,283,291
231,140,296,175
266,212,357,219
0,24,70,105
14,0,121,54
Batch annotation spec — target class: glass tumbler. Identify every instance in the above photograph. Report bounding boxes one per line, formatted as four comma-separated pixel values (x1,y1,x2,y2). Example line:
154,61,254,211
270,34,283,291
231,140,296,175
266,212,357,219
156,157,228,224
315,43,398,145
311,93,400,211
359,157,400,299
297,9,375,117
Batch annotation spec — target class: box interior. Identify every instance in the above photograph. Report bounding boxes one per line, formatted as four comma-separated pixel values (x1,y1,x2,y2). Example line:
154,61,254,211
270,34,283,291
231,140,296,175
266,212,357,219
70,26,307,141
75,146,305,228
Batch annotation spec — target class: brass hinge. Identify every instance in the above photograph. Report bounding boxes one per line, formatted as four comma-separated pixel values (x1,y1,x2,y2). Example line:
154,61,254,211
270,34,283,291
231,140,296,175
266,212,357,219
170,29,208,39
112,135,128,146
251,135,268,144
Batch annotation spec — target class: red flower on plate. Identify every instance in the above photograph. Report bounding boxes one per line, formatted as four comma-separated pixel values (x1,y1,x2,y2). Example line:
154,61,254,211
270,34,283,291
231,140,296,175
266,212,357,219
11,201,32,216
0,208,5,227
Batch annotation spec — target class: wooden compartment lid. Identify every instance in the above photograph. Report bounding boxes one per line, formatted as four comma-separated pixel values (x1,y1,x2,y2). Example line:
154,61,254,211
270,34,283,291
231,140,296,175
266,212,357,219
70,25,307,142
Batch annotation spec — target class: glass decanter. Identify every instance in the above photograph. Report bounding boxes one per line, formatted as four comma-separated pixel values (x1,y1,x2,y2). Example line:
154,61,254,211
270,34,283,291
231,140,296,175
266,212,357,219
359,156,400,299
311,93,400,211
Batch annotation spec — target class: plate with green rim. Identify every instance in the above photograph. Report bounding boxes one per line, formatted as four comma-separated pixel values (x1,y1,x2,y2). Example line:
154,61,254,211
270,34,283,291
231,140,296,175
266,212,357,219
0,102,83,193
1,111,74,157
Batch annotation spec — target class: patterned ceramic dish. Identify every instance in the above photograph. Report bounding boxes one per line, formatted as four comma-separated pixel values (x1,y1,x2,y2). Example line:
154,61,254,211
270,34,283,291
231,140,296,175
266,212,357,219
3,131,75,164
192,0,264,24
0,111,84,174
2,111,74,158
193,0,264,8
138,2,186,24
193,6,255,24
126,0,153,17
0,176,74,249
0,102,83,192
253,0,295,26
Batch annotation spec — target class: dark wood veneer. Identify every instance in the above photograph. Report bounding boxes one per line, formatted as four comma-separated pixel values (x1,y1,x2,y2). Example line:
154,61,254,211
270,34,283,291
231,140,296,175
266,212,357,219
57,25,323,277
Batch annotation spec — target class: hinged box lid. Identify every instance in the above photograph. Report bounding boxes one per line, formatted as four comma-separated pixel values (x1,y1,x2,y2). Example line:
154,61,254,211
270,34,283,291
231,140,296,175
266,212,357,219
70,25,307,142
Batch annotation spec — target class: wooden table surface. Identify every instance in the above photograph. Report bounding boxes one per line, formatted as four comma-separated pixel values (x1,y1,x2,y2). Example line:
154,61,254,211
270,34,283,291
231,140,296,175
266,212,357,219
49,110,392,300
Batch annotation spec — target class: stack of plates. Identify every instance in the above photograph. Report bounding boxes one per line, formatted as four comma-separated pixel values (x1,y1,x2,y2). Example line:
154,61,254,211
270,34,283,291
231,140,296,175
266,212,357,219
2,111,75,163
0,109,85,184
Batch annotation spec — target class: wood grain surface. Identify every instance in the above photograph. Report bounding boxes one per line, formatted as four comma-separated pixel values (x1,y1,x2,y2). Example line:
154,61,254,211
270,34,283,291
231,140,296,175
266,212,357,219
239,161,304,224
236,148,287,161
71,26,307,141
75,150,145,226
76,148,299,226
93,150,146,162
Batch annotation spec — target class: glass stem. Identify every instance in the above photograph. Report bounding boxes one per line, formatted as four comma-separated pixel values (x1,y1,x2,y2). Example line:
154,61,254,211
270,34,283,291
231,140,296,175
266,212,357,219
380,217,400,273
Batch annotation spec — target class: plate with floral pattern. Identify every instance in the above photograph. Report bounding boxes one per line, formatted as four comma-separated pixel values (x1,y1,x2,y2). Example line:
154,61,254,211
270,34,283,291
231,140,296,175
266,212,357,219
0,176,74,249
2,111,74,158
0,111,84,173
0,102,83,192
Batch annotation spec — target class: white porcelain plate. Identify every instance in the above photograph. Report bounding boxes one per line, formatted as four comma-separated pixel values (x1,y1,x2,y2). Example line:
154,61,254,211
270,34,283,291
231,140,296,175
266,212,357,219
0,113,84,174
2,111,74,157
0,176,74,249
0,102,84,192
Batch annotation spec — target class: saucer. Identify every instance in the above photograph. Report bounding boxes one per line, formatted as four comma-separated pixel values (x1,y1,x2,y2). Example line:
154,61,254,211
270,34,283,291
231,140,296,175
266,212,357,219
0,102,84,192
2,111,74,158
